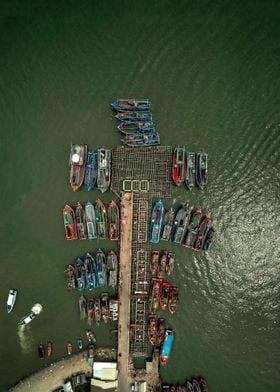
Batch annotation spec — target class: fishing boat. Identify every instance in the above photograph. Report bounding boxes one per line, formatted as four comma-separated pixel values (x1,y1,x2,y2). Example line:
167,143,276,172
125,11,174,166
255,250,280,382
160,282,171,310
196,153,208,190
69,144,87,191
47,341,52,357
183,209,203,249
186,381,194,392
117,121,156,134
77,339,83,350
97,148,111,193
84,151,98,191
86,330,96,343
148,315,157,345
84,253,98,290
94,298,101,324
160,329,174,365
95,199,107,239
173,204,193,244
150,251,159,276
88,344,95,359
158,251,168,279
168,287,179,314
150,199,165,244
87,298,95,326
121,132,160,147
185,152,196,190
161,208,175,241
109,299,119,321
65,264,76,290
157,318,166,345
199,378,208,392
166,252,175,275
75,202,87,240
85,201,98,240
67,342,73,355
107,250,118,288
74,258,86,291
18,311,36,326
172,147,186,186
6,289,17,313
149,278,162,314
115,111,153,122
202,227,215,251
111,98,151,112
101,292,110,323
108,201,119,241
38,343,45,359
192,380,201,392
63,205,78,240
96,248,107,287
193,212,212,251
79,295,87,321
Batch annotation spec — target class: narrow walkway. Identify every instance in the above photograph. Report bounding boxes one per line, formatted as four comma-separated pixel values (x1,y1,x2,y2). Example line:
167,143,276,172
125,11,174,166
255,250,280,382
117,192,133,392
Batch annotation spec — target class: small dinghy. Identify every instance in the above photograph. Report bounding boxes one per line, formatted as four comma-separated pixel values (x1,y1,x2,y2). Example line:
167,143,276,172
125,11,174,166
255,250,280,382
7,288,17,314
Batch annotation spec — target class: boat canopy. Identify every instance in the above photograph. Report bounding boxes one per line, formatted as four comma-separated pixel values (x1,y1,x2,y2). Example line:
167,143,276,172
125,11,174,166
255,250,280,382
72,153,80,163
162,334,174,357
7,295,14,306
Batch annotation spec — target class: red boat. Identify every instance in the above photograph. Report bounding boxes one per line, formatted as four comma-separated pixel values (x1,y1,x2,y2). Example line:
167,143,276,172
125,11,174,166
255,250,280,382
158,251,168,279
150,251,159,276
168,287,179,314
69,144,87,191
149,278,162,314
172,147,186,186
67,342,73,355
166,252,175,275
160,282,171,310
157,318,166,345
199,378,208,392
63,205,78,240
108,201,119,241
148,315,157,345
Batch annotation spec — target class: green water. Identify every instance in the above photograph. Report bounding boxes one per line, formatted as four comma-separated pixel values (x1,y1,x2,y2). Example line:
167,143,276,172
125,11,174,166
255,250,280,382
0,1,280,390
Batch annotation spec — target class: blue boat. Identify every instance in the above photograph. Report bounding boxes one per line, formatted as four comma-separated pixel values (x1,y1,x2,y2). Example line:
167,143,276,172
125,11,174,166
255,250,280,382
74,258,86,291
84,151,98,191
160,329,174,365
95,249,107,288
84,253,98,290
121,132,160,147
150,200,165,244
111,98,151,112
185,151,196,190
117,121,156,134
115,111,153,122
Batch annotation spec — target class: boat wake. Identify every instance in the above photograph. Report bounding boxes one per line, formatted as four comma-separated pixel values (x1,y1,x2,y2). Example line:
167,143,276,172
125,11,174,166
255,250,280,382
17,325,34,354
31,303,43,315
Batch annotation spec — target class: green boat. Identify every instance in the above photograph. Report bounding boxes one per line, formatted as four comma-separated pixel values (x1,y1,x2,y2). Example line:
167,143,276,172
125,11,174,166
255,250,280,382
95,199,107,239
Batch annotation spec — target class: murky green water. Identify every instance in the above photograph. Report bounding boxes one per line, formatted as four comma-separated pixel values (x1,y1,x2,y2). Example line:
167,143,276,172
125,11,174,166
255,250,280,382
0,1,280,391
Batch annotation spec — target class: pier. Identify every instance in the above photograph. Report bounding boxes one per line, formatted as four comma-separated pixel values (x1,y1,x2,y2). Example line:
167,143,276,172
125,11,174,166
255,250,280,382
112,146,173,391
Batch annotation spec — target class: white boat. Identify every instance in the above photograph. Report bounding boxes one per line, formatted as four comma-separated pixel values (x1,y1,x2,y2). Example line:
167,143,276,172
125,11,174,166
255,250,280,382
7,289,17,313
18,311,36,325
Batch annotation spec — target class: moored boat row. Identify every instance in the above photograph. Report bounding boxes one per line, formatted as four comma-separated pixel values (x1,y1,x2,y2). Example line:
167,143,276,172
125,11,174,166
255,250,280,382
150,200,215,251
172,147,208,190
62,200,119,241
150,250,176,278
161,377,208,392
69,144,111,192
149,278,179,314
65,249,118,291
78,294,118,325
111,98,161,146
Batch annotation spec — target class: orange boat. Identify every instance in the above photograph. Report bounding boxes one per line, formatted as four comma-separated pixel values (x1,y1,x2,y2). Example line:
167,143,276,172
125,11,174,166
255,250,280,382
67,342,73,355
172,147,186,186
69,144,87,191
150,251,159,276
168,287,179,314
63,205,78,240
149,278,162,314
108,201,119,241
157,318,165,345
160,282,171,310
47,341,52,357
158,251,168,279
148,315,157,345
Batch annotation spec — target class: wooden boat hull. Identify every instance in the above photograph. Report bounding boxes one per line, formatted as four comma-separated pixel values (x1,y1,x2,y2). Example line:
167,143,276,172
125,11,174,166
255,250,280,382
108,201,120,240
111,99,151,112
185,152,196,190
84,151,98,191
97,149,111,193
172,147,186,186
121,132,160,146
196,153,208,190
69,144,87,191
150,200,165,244
63,205,78,240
